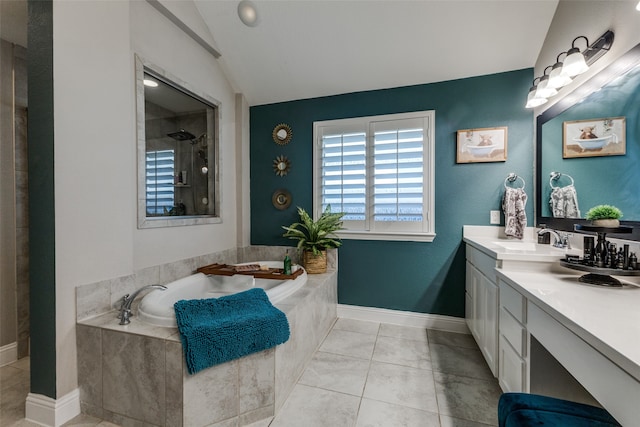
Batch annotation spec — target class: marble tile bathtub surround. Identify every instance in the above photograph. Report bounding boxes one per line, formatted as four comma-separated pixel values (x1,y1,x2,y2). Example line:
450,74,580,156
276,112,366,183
75,260,338,426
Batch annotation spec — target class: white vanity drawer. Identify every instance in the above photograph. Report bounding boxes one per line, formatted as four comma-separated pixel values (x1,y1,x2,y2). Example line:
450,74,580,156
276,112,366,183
499,280,526,323
467,246,498,279
500,307,525,356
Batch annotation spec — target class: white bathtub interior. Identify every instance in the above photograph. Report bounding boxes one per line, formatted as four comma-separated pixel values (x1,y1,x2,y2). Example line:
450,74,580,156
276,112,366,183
138,261,307,327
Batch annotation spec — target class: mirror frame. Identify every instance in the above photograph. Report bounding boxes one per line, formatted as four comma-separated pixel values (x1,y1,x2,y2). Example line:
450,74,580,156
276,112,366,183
535,42,640,241
135,55,222,229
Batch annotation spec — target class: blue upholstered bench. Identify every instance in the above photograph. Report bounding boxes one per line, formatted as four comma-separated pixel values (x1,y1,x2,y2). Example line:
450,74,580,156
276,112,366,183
498,393,621,426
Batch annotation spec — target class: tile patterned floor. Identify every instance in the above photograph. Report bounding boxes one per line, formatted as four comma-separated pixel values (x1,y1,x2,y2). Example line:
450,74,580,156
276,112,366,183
0,319,502,426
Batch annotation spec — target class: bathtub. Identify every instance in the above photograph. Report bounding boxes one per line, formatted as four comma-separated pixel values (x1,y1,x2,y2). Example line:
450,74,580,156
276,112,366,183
138,261,307,327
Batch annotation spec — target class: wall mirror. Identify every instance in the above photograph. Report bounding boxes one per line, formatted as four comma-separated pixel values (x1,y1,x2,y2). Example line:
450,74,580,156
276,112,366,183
536,42,640,240
135,55,221,228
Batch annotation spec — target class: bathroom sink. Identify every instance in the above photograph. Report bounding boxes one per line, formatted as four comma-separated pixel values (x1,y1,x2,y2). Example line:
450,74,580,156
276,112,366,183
492,241,538,251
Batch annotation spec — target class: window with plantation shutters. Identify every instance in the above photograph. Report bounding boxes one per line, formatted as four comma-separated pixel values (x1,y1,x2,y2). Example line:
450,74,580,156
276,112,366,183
314,111,435,242
146,149,175,216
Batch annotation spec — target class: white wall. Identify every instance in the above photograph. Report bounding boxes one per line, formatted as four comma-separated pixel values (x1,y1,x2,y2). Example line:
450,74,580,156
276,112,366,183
535,0,640,114
52,0,239,397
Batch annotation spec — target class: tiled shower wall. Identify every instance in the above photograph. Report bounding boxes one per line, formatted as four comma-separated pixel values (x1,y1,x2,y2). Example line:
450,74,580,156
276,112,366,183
0,38,29,359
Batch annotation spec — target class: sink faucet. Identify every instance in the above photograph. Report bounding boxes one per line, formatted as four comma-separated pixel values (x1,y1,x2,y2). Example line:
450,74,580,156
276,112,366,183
537,229,571,249
118,284,167,325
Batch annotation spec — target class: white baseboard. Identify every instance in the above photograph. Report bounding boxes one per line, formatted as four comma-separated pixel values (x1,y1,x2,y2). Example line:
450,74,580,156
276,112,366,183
0,342,18,366
337,304,469,334
25,389,80,427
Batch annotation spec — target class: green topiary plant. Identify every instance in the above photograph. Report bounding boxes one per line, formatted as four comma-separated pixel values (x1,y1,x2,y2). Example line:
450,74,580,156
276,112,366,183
585,204,623,221
282,205,344,255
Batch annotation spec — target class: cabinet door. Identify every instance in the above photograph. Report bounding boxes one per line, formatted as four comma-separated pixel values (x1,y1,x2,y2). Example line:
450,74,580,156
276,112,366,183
499,335,526,392
465,261,481,342
481,274,499,376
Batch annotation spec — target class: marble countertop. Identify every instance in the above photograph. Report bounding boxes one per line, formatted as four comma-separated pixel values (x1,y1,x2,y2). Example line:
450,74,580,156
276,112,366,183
462,226,583,263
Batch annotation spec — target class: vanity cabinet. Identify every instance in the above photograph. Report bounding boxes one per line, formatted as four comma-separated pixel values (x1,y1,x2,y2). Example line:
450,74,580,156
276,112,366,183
498,279,528,393
465,245,499,376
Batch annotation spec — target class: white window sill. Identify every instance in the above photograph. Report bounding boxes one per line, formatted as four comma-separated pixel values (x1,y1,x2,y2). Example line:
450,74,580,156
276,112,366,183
337,230,436,242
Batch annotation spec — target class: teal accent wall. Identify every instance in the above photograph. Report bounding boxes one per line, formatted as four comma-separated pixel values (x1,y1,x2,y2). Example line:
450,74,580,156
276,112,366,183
28,0,56,398
251,69,534,317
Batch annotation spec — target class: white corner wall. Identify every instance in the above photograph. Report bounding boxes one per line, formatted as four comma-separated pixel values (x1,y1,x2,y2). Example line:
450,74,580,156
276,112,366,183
52,0,239,397
535,0,640,113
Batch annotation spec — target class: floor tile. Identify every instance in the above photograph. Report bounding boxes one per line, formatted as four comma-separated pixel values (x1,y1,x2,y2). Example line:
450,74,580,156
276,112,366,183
61,413,103,426
430,343,494,380
372,335,431,370
440,414,497,427
434,371,501,426
298,351,370,396
270,384,360,427
363,361,438,413
0,366,28,391
333,318,380,335
378,323,428,342
428,329,478,349
319,328,377,360
355,398,440,427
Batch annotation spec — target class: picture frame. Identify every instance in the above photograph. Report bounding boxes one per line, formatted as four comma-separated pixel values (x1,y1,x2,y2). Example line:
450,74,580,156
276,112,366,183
562,116,626,158
456,126,508,163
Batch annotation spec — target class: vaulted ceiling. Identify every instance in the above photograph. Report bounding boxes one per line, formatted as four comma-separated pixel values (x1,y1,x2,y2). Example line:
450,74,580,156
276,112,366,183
195,0,559,106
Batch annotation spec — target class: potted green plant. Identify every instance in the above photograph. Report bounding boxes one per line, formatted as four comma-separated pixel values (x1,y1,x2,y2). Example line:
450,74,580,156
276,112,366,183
282,205,344,274
585,204,623,227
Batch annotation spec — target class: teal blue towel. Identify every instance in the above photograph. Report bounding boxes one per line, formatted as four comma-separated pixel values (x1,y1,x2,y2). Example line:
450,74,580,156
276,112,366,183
174,288,290,375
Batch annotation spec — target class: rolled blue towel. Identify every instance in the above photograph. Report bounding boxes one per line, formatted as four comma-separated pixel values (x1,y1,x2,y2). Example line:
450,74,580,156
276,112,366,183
174,288,290,375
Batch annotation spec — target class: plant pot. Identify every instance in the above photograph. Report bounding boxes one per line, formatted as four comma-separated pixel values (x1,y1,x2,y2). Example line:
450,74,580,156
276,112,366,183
591,219,620,227
303,250,327,274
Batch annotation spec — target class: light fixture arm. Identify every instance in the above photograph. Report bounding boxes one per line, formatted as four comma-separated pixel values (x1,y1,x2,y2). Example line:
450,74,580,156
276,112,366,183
571,36,590,50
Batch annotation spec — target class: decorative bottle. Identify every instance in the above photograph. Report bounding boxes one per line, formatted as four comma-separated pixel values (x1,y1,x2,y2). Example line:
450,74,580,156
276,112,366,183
284,251,292,275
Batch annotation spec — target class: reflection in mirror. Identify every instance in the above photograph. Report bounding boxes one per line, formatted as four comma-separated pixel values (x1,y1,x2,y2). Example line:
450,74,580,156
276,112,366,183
136,56,220,228
536,43,640,240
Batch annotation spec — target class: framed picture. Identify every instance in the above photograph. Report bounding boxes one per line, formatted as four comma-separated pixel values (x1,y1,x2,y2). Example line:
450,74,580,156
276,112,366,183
456,126,508,163
562,117,626,158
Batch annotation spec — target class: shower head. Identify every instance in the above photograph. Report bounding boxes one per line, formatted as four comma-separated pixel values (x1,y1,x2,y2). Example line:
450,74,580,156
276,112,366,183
167,129,196,141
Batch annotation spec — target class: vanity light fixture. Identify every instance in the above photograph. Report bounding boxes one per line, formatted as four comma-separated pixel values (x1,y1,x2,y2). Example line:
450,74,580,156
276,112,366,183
563,36,591,77
548,52,573,89
525,30,614,108
535,66,558,99
525,77,547,108
143,79,158,87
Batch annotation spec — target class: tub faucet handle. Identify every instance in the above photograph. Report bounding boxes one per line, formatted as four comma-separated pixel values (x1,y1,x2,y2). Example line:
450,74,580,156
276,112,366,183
118,284,167,325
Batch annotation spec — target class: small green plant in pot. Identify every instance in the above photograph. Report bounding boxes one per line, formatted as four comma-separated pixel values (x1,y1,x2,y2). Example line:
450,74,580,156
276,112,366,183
282,205,344,274
585,204,623,227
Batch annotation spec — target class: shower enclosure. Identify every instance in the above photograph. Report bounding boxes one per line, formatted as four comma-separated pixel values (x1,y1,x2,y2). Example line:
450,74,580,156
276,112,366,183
142,69,216,219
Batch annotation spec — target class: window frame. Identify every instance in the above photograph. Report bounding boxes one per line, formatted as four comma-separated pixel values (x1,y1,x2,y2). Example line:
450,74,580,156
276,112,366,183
313,110,436,242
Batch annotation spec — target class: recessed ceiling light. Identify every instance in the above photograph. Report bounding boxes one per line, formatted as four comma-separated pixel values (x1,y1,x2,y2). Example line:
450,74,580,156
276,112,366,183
238,0,259,27
143,79,158,87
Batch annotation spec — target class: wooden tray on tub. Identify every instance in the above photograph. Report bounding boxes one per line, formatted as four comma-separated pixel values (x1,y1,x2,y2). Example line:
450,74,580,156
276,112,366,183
196,263,303,280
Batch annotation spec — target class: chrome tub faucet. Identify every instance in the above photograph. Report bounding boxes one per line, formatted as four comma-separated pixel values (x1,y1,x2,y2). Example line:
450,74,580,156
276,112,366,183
118,284,167,325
